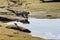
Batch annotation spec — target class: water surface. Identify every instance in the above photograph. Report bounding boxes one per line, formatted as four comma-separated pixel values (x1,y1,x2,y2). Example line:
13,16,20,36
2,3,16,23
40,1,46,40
7,18,60,39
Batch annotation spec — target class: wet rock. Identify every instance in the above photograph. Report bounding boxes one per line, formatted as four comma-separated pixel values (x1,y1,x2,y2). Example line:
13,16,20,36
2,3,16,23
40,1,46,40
6,23,31,33
20,19,30,24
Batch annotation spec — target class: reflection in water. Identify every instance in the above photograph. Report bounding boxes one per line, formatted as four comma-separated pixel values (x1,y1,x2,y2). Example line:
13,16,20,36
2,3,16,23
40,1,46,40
7,18,60,40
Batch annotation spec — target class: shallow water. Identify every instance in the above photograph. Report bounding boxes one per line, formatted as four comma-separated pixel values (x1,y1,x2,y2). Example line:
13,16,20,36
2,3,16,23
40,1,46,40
7,18,60,39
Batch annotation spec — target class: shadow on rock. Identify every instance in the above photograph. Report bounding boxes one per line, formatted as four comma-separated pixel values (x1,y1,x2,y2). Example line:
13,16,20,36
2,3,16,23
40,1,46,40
0,17,15,22
0,17,30,24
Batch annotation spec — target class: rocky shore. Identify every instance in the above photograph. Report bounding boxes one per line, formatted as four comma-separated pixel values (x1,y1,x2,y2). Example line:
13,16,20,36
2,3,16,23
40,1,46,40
0,22,44,40
0,0,60,40
0,8,45,40
0,0,45,40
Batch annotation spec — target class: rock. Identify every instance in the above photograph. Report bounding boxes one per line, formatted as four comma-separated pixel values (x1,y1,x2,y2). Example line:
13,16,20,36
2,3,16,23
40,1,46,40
0,17,16,22
6,9,30,18
0,8,30,23
8,0,23,5
16,11,29,18
0,6,5,8
0,17,30,24
20,19,30,24
6,23,31,33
